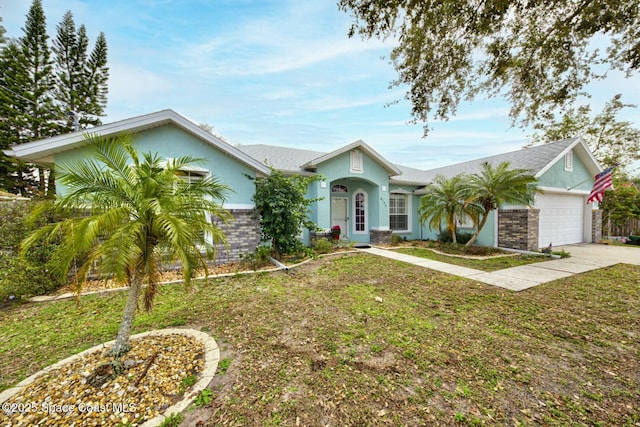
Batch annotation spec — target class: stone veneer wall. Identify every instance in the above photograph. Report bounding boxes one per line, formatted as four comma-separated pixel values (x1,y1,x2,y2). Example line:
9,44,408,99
498,209,540,251
309,231,332,246
370,229,393,245
591,210,602,243
212,209,260,263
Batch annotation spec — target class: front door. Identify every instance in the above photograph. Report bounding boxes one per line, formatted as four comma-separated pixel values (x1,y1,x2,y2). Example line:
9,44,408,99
331,197,348,240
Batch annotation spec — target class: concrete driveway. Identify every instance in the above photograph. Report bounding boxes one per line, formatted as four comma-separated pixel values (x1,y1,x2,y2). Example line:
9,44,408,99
470,243,640,291
361,243,639,292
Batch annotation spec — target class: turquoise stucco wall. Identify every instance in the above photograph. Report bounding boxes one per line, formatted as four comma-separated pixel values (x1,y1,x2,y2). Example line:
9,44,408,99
537,150,593,191
312,150,391,243
54,125,258,206
413,209,496,246
407,187,497,246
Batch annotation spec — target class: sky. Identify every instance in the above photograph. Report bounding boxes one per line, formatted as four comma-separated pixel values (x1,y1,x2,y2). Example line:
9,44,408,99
2,0,639,171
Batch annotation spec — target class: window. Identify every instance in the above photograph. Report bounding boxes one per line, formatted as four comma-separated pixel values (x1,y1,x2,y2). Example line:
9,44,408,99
389,193,409,231
350,150,363,173
176,169,207,184
332,184,348,193
175,169,209,242
564,151,573,171
354,191,366,232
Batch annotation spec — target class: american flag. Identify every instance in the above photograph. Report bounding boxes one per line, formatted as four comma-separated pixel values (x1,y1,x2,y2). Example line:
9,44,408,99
587,167,614,204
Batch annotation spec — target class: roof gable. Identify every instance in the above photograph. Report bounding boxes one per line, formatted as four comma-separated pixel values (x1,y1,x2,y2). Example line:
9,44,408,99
302,140,401,176
5,109,270,175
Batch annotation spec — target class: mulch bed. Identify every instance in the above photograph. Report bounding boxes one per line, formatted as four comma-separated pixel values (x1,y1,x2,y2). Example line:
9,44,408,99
0,334,204,426
53,262,273,296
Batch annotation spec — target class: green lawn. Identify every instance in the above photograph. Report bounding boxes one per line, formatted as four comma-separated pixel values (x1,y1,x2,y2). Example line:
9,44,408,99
393,246,549,271
1,253,638,426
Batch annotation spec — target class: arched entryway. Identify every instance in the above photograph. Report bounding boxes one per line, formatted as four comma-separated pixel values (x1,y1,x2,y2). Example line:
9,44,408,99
329,179,376,242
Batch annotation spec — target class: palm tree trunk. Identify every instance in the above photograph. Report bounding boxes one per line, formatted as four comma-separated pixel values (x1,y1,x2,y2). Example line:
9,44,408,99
109,279,143,357
447,215,457,243
465,212,489,247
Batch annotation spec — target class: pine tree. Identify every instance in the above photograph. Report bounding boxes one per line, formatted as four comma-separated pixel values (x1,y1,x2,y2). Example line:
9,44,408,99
18,0,61,196
0,15,6,45
19,0,60,140
84,31,109,125
0,41,39,194
53,11,108,131
0,1,109,195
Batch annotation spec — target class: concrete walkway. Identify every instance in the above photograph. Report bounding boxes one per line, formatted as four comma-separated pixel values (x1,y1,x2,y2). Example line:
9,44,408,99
358,244,640,292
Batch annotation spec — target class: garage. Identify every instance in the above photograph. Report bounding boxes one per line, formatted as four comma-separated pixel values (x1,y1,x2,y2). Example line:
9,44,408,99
536,193,588,247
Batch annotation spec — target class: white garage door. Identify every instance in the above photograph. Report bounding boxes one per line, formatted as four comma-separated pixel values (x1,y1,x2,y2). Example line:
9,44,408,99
536,193,586,247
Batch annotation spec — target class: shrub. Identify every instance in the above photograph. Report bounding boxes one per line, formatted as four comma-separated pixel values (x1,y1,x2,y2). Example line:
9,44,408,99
0,200,65,303
456,231,474,245
250,168,322,259
241,245,273,270
0,200,31,252
390,234,404,245
437,230,474,244
313,238,334,254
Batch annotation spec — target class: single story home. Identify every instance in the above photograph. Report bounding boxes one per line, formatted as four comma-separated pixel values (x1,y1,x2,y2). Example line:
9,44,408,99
5,109,603,261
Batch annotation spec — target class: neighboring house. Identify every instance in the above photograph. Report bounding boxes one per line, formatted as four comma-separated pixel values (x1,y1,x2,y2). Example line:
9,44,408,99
5,109,603,260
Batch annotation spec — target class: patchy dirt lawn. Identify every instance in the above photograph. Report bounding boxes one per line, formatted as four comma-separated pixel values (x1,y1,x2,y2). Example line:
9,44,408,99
1,253,638,426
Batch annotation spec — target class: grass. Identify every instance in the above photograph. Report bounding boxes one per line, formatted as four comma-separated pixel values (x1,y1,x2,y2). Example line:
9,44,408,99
393,246,549,271
1,253,638,426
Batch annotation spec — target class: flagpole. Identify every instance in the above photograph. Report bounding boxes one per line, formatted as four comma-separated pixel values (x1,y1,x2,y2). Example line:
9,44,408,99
566,176,593,191
568,164,618,191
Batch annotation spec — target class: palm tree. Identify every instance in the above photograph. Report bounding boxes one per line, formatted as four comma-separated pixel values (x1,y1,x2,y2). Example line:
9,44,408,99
418,174,478,243
22,134,231,356
464,161,539,247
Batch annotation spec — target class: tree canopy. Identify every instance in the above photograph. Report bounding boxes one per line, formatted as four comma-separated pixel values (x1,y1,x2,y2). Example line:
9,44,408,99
338,0,639,132
531,94,640,172
0,0,109,196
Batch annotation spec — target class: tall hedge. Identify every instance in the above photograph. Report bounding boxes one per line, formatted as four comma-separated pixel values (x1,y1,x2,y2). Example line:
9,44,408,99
0,200,64,302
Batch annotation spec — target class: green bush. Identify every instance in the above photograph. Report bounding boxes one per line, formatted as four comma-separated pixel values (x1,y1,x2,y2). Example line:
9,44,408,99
390,234,404,245
437,230,474,244
313,238,334,254
0,200,65,303
241,245,273,270
0,201,31,252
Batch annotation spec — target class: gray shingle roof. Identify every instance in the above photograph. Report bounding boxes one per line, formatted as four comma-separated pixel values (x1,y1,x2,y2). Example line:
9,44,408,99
237,144,324,174
411,138,580,182
238,138,583,184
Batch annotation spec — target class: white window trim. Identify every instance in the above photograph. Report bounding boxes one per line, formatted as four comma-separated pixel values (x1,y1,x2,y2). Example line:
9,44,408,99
352,189,368,234
350,150,364,174
176,167,214,246
564,151,573,172
390,192,412,233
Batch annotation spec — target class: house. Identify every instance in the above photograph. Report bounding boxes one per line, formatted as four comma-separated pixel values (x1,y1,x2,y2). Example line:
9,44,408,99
5,109,603,260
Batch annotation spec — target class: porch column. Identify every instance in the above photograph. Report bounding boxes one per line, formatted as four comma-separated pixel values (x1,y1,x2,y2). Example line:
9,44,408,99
314,179,331,231
591,210,602,243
